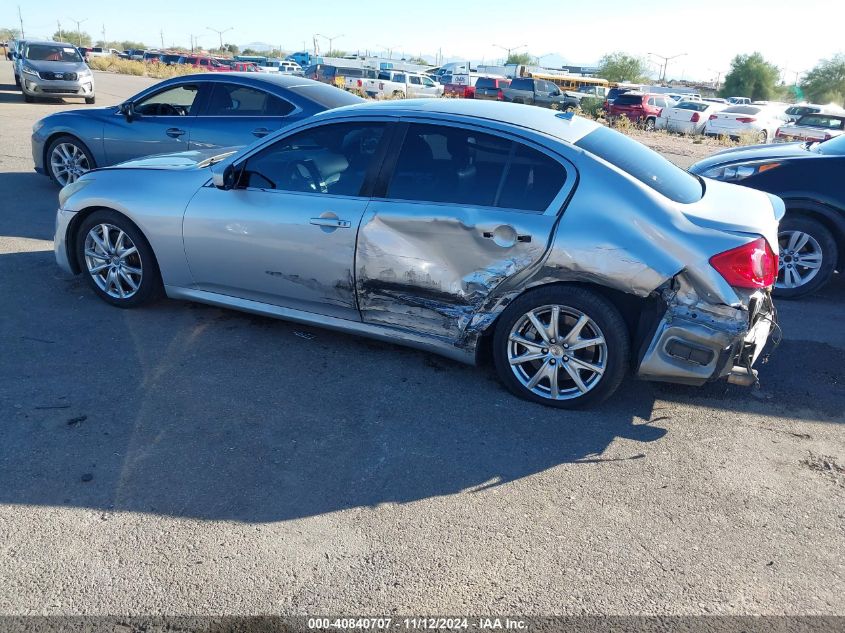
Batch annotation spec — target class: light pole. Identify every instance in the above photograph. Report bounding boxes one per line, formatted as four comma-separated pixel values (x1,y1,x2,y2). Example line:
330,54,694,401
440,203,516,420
206,26,232,50
648,52,687,83
377,44,398,59
708,67,727,91
190,33,207,53
536,53,555,66
493,43,527,64
316,33,344,55
68,17,87,46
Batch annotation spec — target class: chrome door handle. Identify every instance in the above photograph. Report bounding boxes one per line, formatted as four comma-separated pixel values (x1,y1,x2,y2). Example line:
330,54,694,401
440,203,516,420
310,218,351,228
166,127,186,138
252,127,271,138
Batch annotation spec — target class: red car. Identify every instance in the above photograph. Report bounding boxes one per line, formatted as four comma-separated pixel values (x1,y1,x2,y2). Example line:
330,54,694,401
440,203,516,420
444,83,475,99
608,92,674,130
176,55,232,72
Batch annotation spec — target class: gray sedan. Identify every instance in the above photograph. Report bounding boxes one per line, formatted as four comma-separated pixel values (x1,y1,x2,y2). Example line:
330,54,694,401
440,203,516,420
31,73,363,186
54,100,782,408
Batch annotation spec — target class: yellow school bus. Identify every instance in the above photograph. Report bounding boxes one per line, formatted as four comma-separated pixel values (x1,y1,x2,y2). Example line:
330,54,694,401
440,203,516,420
529,71,609,92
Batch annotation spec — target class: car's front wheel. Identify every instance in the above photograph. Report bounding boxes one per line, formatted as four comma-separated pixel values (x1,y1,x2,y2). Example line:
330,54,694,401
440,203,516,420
492,286,630,408
47,135,95,186
76,210,162,308
775,215,838,298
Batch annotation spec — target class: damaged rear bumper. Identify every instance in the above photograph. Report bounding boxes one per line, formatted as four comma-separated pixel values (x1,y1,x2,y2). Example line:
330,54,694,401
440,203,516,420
636,281,776,387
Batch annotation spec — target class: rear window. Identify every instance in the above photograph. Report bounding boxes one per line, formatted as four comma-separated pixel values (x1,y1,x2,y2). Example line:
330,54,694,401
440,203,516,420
786,106,819,117
677,102,709,112
575,127,703,204
510,78,534,91
723,106,761,115
475,77,498,89
289,83,365,108
613,94,645,106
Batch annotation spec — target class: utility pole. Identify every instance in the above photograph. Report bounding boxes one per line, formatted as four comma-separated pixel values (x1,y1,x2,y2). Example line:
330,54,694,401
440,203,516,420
493,43,527,64
377,44,398,59
56,20,61,41
160,29,165,49
101,24,106,46
648,51,687,83
18,5,25,39
68,17,87,46
205,26,232,50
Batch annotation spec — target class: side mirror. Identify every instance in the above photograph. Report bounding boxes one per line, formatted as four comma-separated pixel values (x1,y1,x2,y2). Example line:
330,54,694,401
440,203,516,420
119,102,136,121
212,163,237,190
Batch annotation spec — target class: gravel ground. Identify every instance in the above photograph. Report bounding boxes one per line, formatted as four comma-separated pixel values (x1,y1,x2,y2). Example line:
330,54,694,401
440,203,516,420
0,62,843,617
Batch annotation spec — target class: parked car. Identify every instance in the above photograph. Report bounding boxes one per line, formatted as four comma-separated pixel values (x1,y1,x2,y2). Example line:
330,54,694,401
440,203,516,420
691,134,845,297
656,100,726,135
14,40,95,104
176,55,232,72
727,97,751,105
775,114,845,143
87,47,119,58
703,105,790,143
783,103,845,123
473,77,511,101
143,51,163,63
666,93,702,103
443,82,477,99
160,53,183,66
500,77,571,109
607,92,674,130
31,73,363,186
118,49,145,61
359,70,443,99
53,100,780,408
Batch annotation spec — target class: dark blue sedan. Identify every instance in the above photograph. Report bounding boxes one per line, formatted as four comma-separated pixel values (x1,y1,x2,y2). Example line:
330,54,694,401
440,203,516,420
690,135,845,297
32,72,363,186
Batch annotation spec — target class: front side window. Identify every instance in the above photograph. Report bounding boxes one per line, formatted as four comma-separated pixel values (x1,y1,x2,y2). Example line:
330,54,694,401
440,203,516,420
26,44,82,63
240,123,386,197
135,84,200,116
386,124,567,213
409,76,421,85
422,77,435,87
205,84,295,117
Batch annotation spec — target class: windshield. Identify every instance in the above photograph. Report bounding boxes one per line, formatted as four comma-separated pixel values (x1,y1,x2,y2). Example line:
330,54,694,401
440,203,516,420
811,135,845,155
25,44,82,63
576,127,703,203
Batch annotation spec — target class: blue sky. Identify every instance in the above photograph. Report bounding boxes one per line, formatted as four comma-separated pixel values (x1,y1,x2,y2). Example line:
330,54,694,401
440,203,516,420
7,0,842,82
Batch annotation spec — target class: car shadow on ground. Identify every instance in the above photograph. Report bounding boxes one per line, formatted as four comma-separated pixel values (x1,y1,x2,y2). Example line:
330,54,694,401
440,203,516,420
0,249,669,523
0,173,58,241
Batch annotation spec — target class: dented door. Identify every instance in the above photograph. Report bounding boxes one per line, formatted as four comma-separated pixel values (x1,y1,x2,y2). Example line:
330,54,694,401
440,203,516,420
355,122,574,345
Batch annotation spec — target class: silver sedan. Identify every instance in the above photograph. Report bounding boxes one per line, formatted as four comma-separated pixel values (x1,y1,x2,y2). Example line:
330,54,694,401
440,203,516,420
54,100,782,408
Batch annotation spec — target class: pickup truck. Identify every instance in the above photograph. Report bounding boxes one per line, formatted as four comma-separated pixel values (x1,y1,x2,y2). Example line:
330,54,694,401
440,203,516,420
500,77,577,110
176,55,232,72
87,47,120,58
361,70,443,99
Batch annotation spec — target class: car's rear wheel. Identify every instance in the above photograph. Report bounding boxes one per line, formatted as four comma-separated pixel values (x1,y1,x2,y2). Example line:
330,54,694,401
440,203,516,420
76,210,162,308
492,286,629,408
645,117,656,131
774,216,837,298
757,129,768,143
47,135,95,186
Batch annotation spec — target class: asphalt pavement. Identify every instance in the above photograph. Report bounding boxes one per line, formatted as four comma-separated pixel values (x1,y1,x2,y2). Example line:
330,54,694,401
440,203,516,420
0,61,843,616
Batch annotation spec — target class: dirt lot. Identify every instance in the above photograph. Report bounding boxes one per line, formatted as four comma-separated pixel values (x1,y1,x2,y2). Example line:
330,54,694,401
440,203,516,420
0,62,843,617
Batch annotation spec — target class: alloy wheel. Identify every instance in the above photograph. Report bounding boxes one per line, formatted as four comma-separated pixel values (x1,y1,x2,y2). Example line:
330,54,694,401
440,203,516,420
777,229,823,290
83,223,143,299
507,305,607,401
50,142,91,186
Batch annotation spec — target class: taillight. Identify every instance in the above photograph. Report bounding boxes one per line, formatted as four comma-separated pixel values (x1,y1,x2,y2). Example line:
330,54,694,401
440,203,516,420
736,117,756,123
776,127,783,137
464,86,473,98
357,79,362,87
709,114,718,120
497,88,504,101
709,238,777,289
690,112,700,123
657,108,663,117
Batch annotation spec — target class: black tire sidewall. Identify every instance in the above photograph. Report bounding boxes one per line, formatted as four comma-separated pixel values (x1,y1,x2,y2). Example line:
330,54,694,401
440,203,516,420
774,215,838,299
46,135,96,187
492,285,630,409
75,210,161,308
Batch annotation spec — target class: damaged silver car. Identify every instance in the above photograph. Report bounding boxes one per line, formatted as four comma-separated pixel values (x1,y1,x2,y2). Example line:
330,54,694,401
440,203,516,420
54,100,782,408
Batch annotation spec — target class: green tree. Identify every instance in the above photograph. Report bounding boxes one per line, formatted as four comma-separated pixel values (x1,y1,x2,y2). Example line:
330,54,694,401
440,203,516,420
506,52,533,65
718,52,780,101
53,29,92,47
1,27,21,41
596,52,646,83
800,54,845,106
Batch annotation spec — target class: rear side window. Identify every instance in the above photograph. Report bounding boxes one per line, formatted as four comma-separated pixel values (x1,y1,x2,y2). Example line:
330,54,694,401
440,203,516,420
476,78,496,89
614,94,645,106
510,78,533,91
576,127,703,204
205,84,295,117
386,124,567,213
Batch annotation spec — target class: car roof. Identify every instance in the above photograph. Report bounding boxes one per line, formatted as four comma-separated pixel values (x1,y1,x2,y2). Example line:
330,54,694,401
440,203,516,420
312,99,601,144
24,40,76,47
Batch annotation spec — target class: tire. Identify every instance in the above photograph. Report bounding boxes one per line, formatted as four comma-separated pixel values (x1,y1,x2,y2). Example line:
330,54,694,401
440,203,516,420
23,92,34,103
75,210,162,308
644,117,656,131
774,215,838,298
492,285,630,409
757,129,768,143
14,73,20,87
85,96,96,104
46,135,96,187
